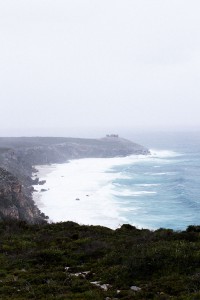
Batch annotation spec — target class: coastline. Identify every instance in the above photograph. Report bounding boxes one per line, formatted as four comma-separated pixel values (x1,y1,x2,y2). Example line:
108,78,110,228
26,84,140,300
0,136,149,223
31,149,200,231
32,154,161,229
32,157,137,228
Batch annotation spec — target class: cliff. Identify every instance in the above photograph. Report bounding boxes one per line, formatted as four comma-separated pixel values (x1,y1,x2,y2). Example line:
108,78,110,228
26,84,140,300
0,136,149,223
0,136,149,165
0,167,46,223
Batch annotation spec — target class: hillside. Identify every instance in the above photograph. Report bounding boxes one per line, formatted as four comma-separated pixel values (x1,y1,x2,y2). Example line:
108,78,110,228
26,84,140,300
0,220,199,299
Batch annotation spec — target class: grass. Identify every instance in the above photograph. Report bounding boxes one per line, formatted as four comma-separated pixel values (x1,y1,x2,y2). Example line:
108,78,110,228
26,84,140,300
0,220,199,299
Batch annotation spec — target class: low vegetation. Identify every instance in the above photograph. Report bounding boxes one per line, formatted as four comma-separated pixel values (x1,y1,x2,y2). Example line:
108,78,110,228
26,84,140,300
0,221,199,299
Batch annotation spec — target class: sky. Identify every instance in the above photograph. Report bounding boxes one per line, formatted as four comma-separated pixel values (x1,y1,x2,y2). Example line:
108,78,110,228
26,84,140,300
0,0,200,137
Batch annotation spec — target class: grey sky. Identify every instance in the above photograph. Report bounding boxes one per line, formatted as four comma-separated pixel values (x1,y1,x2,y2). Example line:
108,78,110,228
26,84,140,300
0,0,200,137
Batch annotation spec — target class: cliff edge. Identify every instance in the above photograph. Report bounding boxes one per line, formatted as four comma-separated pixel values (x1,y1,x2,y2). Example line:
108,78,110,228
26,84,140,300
0,167,46,223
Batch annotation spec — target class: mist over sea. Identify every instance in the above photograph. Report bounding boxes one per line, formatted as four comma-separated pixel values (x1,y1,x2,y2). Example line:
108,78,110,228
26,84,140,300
33,132,200,230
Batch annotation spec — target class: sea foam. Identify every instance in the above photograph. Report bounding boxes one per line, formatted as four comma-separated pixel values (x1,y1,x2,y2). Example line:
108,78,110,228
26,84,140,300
33,149,193,230
33,156,141,228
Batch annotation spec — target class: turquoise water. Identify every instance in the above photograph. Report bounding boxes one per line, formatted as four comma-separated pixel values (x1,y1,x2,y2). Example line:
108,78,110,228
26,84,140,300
111,132,200,230
34,132,200,230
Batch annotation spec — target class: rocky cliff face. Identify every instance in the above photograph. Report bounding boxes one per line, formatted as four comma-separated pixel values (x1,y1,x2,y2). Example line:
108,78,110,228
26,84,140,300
0,167,46,223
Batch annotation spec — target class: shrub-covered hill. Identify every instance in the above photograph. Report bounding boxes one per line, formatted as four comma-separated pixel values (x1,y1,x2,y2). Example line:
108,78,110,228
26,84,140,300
0,221,200,300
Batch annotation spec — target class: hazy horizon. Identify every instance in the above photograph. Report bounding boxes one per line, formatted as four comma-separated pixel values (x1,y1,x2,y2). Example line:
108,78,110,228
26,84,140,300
1,0,200,137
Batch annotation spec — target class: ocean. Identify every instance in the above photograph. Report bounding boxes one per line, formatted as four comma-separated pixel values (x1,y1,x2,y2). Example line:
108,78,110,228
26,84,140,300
33,132,200,230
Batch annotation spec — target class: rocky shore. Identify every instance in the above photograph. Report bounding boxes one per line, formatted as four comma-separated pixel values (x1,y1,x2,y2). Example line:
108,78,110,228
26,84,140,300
0,136,149,223
0,167,46,223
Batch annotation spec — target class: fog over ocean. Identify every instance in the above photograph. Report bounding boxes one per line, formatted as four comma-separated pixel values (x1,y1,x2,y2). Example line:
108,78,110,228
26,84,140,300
32,132,200,230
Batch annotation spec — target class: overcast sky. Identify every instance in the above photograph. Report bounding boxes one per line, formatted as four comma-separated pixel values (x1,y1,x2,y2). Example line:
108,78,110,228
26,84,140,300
0,0,200,137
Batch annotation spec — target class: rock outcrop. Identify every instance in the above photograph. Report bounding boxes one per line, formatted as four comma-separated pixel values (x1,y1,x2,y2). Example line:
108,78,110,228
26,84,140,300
0,167,46,223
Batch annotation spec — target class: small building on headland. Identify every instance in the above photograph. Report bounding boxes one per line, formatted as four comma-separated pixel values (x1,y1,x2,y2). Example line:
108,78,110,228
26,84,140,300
106,134,119,138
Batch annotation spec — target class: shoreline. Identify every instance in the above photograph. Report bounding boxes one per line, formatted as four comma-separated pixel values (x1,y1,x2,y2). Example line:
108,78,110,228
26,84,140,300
0,136,150,224
31,149,200,231
31,154,161,230
32,157,136,229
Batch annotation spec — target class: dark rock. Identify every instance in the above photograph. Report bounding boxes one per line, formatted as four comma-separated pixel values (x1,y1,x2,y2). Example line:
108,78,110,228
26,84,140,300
38,180,46,185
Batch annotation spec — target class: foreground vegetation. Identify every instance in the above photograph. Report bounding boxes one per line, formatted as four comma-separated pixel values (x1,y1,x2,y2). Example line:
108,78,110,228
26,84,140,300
0,221,200,300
